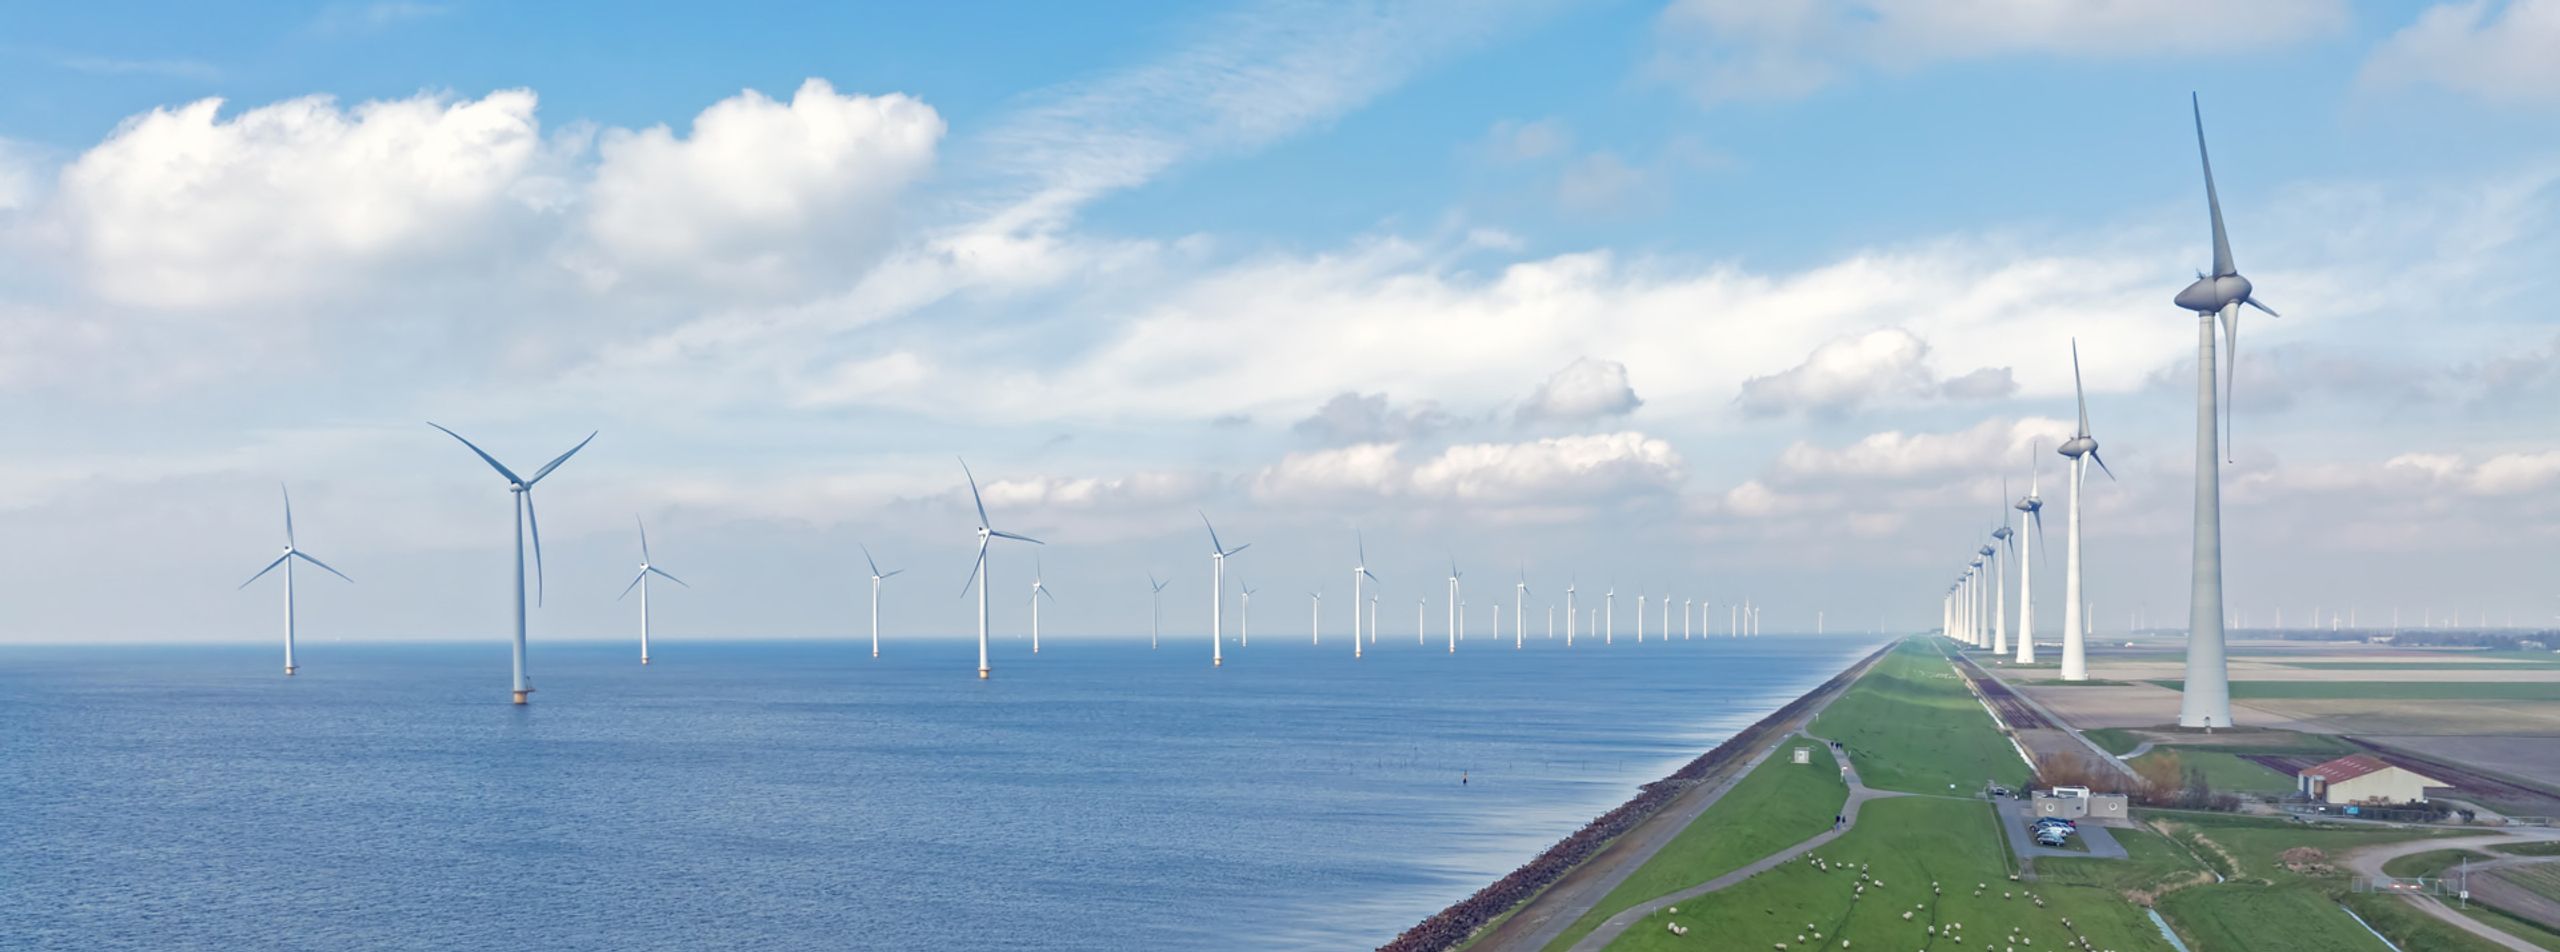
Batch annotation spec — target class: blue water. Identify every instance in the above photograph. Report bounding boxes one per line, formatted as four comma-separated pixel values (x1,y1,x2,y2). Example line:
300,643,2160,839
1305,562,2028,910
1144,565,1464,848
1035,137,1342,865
2,634,1882,950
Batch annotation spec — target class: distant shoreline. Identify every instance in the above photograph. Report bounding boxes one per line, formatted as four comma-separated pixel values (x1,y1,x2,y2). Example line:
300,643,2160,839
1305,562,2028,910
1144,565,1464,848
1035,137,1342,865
1379,641,1893,952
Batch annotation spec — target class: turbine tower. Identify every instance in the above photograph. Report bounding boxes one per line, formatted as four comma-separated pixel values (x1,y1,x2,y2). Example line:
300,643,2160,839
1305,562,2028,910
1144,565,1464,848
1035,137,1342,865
1239,581,1254,646
959,460,1042,680
1153,574,1172,649
1565,579,1578,646
430,423,593,705
1977,544,1997,652
616,516,689,665
2170,95,2272,729
1201,511,1248,668
2016,446,2044,664
1030,555,1055,654
238,484,352,676
2057,340,2116,682
862,544,901,658
1446,560,1463,654
1352,533,1377,659
1636,590,1646,643
1307,586,1320,645
1514,568,1530,650
1604,584,1615,645
1992,484,2014,657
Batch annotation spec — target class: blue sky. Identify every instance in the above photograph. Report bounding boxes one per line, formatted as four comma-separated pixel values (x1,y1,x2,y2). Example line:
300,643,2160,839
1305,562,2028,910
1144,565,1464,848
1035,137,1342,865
3,0,2558,646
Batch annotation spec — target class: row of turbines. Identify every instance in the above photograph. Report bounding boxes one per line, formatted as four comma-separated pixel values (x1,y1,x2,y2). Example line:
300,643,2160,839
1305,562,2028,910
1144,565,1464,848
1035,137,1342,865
1943,94,2270,730
245,443,1771,704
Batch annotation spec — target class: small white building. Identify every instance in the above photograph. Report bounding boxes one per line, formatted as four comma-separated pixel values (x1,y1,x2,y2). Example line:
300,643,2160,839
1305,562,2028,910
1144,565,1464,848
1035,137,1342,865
2296,754,2447,805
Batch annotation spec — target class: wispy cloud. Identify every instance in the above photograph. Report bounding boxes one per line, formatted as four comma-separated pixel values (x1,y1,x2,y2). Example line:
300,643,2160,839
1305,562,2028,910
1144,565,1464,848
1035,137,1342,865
55,54,220,81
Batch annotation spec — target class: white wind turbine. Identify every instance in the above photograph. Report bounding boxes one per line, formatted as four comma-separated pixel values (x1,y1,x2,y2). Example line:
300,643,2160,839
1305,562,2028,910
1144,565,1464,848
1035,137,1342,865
1352,533,1378,659
1030,554,1055,654
1684,598,1693,639
862,545,902,658
1307,585,1321,645
1661,594,1669,643
1239,581,1254,646
1636,590,1646,643
1992,483,2015,658
1565,578,1578,646
959,460,1043,680
616,516,689,666
1201,511,1249,668
1978,543,1997,652
1604,583,1616,645
238,484,353,677
2015,445,2045,664
1446,559,1463,654
1369,594,1378,645
2170,94,2276,729
430,423,594,705
1153,574,1172,649
1416,596,1426,645
1514,568,1530,650
2057,340,2116,682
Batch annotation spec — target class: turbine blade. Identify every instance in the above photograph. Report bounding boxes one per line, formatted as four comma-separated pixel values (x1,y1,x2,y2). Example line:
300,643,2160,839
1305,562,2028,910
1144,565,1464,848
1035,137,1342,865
293,550,354,583
961,537,989,596
2245,296,2278,317
861,543,883,578
428,422,524,484
1041,586,1057,603
1199,510,1224,555
281,483,296,548
991,529,1044,544
2221,306,2240,463
648,565,689,587
959,458,990,527
618,570,646,601
1226,542,1250,557
1357,530,1368,565
2194,93,2234,277
239,553,290,589
2032,507,2047,564
637,516,652,563
526,431,598,486
2090,448,2117,481
2071,338,2091,437
881,569,904,579
1362,568,1377,582
526,492,547,606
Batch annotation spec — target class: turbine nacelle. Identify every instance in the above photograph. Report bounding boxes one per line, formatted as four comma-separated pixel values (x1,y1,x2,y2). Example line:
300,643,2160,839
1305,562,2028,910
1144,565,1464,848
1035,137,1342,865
2057,435,2098,459
2173,273,2253,315
2015,496,2041,513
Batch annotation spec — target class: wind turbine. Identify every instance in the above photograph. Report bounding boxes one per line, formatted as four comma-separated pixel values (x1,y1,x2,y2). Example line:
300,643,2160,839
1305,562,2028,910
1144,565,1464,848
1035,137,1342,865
1684,598,1693,639
238,484,352,676
1446,560,1463,654
1369,594,1378,646
616,516,689,665
862,545,901,658
1201,511,1248,668
1993,482,2015,658
1636,590,1646,643
2058,340,2115,682
1514,568,1530,650
1604,583,1615,645
959,459,1043,680
1352,533,1378,659
1978,542,1998,653
1030,554,1055,654
1153,574,1172,649
1661,594,1669,643
1307,585,1320,645
430,423,593,705
2171,94,2273,729
1417,596,1426,645
1565,578,1578,646
1239,581,1254,646
2015,445,2044,664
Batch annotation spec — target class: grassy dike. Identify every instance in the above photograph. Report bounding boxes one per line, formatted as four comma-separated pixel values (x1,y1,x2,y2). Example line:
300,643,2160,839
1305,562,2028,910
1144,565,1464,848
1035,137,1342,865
1556,636,2526,952
1536,736,1849,951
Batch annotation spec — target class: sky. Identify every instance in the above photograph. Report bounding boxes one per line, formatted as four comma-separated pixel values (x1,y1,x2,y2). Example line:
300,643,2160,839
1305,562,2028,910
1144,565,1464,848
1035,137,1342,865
3,0,2559,645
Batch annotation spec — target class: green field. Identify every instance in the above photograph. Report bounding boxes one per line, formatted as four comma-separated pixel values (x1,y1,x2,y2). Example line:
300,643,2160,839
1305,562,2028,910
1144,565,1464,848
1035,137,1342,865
2497,842,2560,857
1537,737,1848,951
1815,640,2031,794
2086,727,2145,755
1606,797,2173,951
2382,848,2493,879
2142,812,2498,950
2146,680,2560,700
2282,661,2560,670
2132,748,2301,796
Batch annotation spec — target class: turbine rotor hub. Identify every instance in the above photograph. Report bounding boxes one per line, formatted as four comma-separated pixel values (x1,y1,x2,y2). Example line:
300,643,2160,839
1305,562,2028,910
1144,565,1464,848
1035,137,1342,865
2058,436,2097,458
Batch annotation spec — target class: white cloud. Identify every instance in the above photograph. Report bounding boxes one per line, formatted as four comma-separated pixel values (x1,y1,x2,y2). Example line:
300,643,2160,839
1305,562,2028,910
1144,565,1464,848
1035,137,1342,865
980,470,1217,511
1736,326,2014,417
1253,432,1682,503
2386,450,2560,496
1651,0,2348,104
0,139,40,212
50,89,547,308
1293,392,1457,445
1770,416,2072,484
1518,357,1642,424
581,79,943,291
2361,0,2560,106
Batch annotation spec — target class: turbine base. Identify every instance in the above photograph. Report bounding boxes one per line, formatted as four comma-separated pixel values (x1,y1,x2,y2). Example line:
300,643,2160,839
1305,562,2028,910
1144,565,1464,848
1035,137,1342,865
283,666,296,676
977,669,990,680
512,690,530,705
640,657,650,665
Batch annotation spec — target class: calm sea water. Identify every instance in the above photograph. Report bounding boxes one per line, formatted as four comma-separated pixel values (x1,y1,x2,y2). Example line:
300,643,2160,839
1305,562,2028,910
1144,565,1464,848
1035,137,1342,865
3,633,1882,951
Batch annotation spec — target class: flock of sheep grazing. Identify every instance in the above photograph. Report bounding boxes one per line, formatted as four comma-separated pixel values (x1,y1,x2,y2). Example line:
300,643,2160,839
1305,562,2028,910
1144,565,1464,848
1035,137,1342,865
1649,852,2128,952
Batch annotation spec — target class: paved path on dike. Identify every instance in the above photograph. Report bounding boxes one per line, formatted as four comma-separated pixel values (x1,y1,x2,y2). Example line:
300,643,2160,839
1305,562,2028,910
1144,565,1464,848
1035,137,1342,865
1565,734,1905,952
2341,831,2560,952
1467,652,1887,952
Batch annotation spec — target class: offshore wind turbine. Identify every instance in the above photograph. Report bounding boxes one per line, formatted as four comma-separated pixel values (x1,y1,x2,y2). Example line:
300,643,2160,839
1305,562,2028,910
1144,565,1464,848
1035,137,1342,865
1605,583,1616,644
1201,511,1248,668
1446,560,1463,654
1307,585,1320,645
2057,340,2116,682
1352,533,1378,658
1661,595,1669,642
238,484,352,676
1153,574,1172,649
1369,594,1378,647
1636,590,1646,643
862,544,901,658
430,423,594,705
2171,94,2275,729
1514,568,1530,649
1565,579,1578,646
2016,446,2045,664
959,460,1043,680
1239,581,1254,646
1417,596,1426,645
1030,555,1055,654
616,516,689,666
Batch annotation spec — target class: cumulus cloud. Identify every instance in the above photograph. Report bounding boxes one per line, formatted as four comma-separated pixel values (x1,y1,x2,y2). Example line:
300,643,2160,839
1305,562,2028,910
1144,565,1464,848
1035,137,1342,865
1252,432,1682,503
979,470,1216,511
582,79,943,291
2387,450,2560,496
50,89,547,308
1518,357,1642,424
1481,117,1571,162
1292,391,1455,444
2361,0,2560,106
1769,416,2073,484
1737,327,2015,417
1650,0,2348,105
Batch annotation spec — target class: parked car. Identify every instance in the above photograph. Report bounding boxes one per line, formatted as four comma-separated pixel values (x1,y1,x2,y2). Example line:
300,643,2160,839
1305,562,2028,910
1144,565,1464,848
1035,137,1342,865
2033,817,2077,832
2034,828,2071,847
